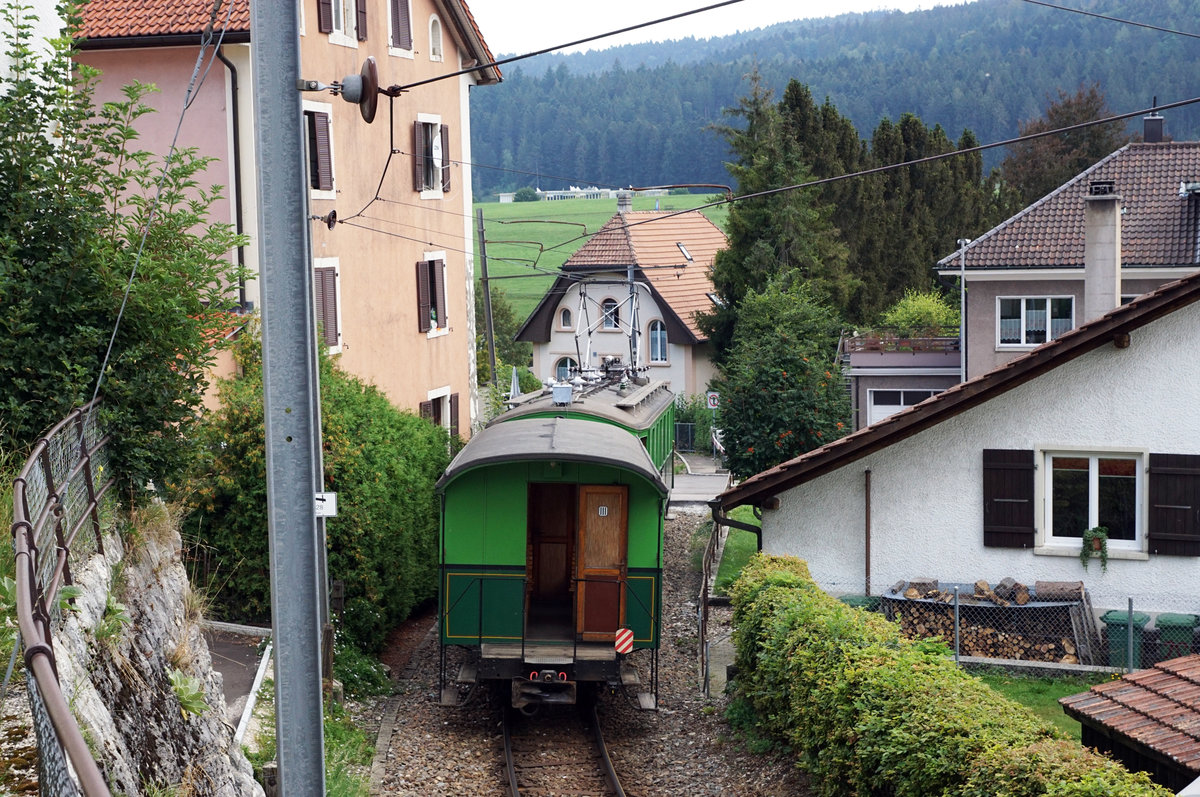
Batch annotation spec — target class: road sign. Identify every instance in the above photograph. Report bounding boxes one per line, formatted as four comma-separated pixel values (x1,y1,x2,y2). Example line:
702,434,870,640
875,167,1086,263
705,391,720,410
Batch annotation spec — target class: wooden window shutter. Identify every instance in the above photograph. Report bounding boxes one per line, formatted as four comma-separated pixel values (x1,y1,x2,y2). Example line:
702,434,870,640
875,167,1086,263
391,0,412,49
982,449,1035,548
412,121,426,190
440,124,452,192
449,393,459,438
317,0,333,33
1148,453,1200,556
433,259,447,326
306,111,333,191
416,260,431,332
419,400,434,421
313,266,339,347
356,0,367,40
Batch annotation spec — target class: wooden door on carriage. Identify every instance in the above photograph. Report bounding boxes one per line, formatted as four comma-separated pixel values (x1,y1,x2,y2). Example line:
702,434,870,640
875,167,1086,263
576,485,627,641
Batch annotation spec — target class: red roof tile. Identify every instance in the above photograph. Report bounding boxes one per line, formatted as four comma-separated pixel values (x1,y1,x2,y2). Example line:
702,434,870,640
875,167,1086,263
939,142,1200,270
1061,655,1200,774
80,0,251,40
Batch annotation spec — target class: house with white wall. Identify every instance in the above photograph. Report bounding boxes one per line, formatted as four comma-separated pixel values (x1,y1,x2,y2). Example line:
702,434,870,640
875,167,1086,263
718,263,1200,616
516,198,725,397
77,0,501,437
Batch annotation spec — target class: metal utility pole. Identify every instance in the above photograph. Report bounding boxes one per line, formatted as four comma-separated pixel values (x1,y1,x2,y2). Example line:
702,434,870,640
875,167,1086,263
957,238,970,383
477,208,498,385
250,0,327,792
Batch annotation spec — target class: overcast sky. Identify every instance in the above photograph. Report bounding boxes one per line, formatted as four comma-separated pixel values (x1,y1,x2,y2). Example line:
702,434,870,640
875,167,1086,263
468,0,970,56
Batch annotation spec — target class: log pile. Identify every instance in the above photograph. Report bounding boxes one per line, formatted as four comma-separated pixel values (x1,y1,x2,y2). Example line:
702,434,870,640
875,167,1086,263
888,578,1085,664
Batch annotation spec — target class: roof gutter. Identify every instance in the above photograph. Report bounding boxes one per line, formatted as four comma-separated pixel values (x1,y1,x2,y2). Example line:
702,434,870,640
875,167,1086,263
75,31,251,51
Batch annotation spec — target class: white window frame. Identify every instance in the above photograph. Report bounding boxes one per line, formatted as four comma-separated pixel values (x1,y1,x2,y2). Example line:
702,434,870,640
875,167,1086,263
388,0,415,58
1042,449,1144,552
302,100,336,201
426,385,451,431
558,307,573,330
647,319,668,364
417,113,445,200
423,249,449,338
601,298,620,330
328,0,358,47
313,257,343,355
554,357,577,381
996,295,1074,348
866,388,938,426
428,15,443,61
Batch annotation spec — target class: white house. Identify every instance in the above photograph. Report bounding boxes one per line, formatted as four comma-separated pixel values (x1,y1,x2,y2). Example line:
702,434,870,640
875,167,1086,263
718,268,1200,616
516,199,726,397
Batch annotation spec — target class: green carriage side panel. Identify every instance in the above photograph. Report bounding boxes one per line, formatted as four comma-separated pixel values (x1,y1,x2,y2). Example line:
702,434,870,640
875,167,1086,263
625,568,660,647
441,566,525,645
442,466,527,566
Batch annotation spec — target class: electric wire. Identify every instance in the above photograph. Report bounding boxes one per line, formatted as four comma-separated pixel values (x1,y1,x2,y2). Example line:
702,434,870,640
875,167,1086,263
183,0,239,110
1016,0,1200,40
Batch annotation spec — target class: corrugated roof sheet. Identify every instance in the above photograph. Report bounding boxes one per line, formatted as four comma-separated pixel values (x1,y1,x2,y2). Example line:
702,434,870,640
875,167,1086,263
1061,655,1200,772
80,0,251,39
939,142,1200,270
563,210,725,339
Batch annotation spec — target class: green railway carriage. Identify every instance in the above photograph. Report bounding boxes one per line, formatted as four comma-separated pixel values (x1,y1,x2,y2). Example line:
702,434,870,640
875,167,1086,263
436,376,673,709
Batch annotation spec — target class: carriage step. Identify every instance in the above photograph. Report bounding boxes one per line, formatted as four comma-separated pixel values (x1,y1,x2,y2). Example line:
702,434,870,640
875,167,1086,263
455,663,477,684
620,661,640,686
637,692,657,710
440,686,461,706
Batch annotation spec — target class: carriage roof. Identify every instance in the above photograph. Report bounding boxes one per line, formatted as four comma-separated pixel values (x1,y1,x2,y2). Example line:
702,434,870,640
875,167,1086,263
495,379,673,432
435,416,669,496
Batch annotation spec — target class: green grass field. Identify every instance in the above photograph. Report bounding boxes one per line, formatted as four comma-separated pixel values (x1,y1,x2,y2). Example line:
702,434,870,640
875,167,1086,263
474,194,728,322
975,669,1110,741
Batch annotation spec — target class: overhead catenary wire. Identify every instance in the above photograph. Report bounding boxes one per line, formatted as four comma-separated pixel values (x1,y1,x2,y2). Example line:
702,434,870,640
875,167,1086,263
1016,0,1200,40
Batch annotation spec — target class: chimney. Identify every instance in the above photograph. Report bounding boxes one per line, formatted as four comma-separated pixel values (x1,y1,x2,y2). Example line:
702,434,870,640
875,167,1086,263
1084,180,1121,321
1144,111,1164,143
617,191,632,214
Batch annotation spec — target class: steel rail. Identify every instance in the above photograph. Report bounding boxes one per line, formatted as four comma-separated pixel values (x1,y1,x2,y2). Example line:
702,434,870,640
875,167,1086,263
501,702,625,797
587,701,626,797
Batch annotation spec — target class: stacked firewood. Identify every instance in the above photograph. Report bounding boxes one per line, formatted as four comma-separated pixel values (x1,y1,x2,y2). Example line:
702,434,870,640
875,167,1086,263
890,578,1085,664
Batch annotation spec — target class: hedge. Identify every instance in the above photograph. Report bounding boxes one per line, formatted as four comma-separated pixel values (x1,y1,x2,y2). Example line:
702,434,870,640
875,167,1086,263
728,555,1171,797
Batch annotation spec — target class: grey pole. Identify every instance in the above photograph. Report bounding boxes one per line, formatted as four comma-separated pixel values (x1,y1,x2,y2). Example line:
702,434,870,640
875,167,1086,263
957,238,970,382
477,209,498,386
249,0,327,791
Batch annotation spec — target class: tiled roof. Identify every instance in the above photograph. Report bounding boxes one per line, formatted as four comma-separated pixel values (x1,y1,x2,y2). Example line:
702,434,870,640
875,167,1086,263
80,0,251,39
562,210,725,339
937,142,1200,270
719,267,1200,509
1061,655,1200,774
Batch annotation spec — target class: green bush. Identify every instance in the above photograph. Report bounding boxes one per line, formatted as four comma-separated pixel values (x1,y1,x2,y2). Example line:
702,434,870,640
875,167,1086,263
182,323,449,652
674,394,714,453
879,288,960,335
513,186,538,202
729,555,1170,797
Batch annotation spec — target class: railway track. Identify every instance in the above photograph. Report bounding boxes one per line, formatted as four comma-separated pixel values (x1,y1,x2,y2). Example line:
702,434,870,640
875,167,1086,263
502,700,626,797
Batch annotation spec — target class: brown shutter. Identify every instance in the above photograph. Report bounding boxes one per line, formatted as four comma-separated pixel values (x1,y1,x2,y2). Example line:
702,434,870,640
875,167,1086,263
416,260,431,332
433,259,447,327
440,124,452,192
317,0,333,33
356,0,367,40
306,111,333,191
449,393,460,438
313,266,339,347
1148,453,1200,556
412,121,426,190
391,0,412,48
982,449,1035,548
419,400,434,421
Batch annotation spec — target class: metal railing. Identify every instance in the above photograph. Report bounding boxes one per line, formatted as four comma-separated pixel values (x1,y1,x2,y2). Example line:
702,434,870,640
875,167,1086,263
11,400,116,796
844,326,961,354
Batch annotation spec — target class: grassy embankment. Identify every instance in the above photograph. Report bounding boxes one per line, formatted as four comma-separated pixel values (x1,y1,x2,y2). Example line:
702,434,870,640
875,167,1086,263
473,193,729,322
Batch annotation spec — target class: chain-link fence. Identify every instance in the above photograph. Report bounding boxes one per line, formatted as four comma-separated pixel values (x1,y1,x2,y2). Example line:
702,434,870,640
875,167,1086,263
818,578,1197,673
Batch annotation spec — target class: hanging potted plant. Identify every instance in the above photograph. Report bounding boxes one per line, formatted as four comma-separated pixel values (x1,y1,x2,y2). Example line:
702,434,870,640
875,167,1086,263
1080,526,1109,571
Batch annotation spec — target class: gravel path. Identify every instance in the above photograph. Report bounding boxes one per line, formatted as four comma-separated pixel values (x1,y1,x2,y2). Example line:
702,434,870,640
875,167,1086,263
355,511,811,796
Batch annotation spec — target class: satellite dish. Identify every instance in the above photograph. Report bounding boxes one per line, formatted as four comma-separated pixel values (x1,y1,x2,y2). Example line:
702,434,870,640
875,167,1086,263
336,57,379,124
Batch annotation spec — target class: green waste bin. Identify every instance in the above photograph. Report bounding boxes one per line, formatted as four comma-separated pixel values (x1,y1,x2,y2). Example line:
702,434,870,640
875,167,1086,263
1155,613,1199,661
839,595,881,612
1101,610,1150,668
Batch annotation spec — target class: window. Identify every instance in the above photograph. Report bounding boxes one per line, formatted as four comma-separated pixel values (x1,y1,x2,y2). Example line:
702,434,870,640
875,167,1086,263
303,104,335,197
648,320,667,363
420,391,459,437
413,118,451,194
1046,453,1141,549
867,389,939,426
389,0,412,50
317,0,362,43
554,357,577,381
601,298,619,329
429,16,443,60
416,257,447,333
998,296,1073,346
559,307,572,329
313,258,341,352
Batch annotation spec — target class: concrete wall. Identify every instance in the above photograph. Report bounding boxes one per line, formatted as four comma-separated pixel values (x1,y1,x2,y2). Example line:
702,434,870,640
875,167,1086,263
763,300,1200,615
